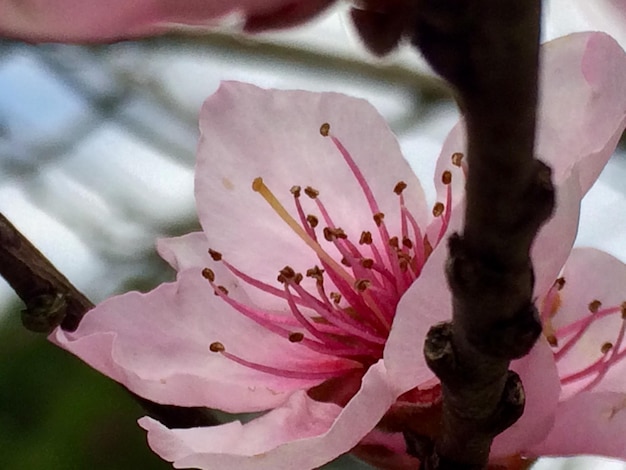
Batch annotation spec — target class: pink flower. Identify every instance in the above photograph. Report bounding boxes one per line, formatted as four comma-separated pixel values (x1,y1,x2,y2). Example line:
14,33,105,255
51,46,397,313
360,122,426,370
53,31,626,469
0,0,335,43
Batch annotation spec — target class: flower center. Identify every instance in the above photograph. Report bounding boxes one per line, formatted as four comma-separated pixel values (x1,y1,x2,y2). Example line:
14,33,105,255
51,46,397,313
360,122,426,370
203,123,460,386
541,277,626,393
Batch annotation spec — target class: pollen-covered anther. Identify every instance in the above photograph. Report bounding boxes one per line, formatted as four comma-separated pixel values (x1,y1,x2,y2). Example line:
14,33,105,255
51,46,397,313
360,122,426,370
202,268,215,282
589,299,602,313
306,214,319,228
215,286,229,296
402,237,413,249
621,302,626,319
323,227,347,241
306,266,325,283
432,202,445,217
547,334,558,347
360,231,373,245
208,249,223,261
290,185,301,197
451,152,464,167
394,181,407,195
354,279,371,292
373,213,385,227
555,277,566,290
289,332,305,343
360,258,374,269
277,266,297,284
320,122,330,137
304,186,319,199
601,342,614,354
330,292,342,304
294,273,303,284
388,236,399,249
442,170,452,185
209,341,225,353
341,256,352,267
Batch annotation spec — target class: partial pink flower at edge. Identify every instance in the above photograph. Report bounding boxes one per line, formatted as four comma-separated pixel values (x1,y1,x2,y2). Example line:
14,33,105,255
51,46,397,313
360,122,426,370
0,0,335,43
53,32,626,469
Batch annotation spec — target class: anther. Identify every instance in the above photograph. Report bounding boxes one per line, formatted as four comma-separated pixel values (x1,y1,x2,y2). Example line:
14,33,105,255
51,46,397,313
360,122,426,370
290,185,301,197
601,342,614,354
215,286,229,296
360,231,373,245
588,300,602,313
451,152,464,167
306,266,325,283
341,257,352,267
320,123,330,137
373,213,385,227
306,214,319,228
354,279,371,292
442,171,452,185
304,186,319,199
278,266,296,283
252,177,264,192
402,237,413,249
330,292,342,304
289,332,305,343
294,273,303,284
361,258,374,269
394,181,407,195
202,268,215,282
323,227,347,241
555,277,566,290
388,236,399,249
432,202,445,217
209,341,225,353
621,302,626,319
547,334,558,347
208,249,223,261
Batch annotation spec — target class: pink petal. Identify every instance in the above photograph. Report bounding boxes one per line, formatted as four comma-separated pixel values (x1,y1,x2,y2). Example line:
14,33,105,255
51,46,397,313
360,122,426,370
0,0,332,42
528,391,626,459
140,361,399,469
157,232,211,272
537,32,626,193
491,338,561,458
53,268,354,412
547,248,626,396
196,81,428,286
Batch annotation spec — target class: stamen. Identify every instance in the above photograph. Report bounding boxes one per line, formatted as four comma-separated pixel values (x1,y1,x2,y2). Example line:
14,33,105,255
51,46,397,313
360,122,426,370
394,181,407,195
208,249,222,261
589,300,602,313
289,332,305,343
304,186,320,199
202,268,215,282
209,341,225,352
432,202,444,217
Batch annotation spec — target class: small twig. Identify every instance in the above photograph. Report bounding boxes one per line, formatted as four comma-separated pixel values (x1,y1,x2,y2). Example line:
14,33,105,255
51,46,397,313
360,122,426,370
0,212,218,428
406,1,554,468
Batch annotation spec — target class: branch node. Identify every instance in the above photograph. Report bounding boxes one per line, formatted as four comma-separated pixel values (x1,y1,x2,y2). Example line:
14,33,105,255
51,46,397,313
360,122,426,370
424,321,457,380
21,292,68,333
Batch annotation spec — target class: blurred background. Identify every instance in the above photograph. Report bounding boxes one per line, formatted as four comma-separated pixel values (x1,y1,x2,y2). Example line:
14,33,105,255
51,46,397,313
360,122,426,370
0,3,625,470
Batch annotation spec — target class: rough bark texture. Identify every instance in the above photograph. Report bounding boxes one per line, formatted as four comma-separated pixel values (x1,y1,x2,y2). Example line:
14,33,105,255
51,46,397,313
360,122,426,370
407,1,554,469
0,212,218,428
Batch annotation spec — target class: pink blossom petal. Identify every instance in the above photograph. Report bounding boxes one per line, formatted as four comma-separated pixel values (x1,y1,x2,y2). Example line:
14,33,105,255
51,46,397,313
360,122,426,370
157,232,211,272
0,0,334,43
139,361,399,469
547,248,626,396
491,338,561,458
528,391,626,459
196,81,428,286
244,0,335,32
53,268,354,412
537,32,626,192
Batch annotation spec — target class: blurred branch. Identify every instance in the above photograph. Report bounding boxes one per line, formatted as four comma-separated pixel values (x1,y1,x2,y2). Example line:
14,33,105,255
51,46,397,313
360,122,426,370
0,212,218,428
407,1,553,468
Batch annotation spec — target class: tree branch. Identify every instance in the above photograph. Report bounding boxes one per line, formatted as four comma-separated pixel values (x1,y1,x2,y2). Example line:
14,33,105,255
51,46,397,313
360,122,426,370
407,1,554,468
0,212,218,428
